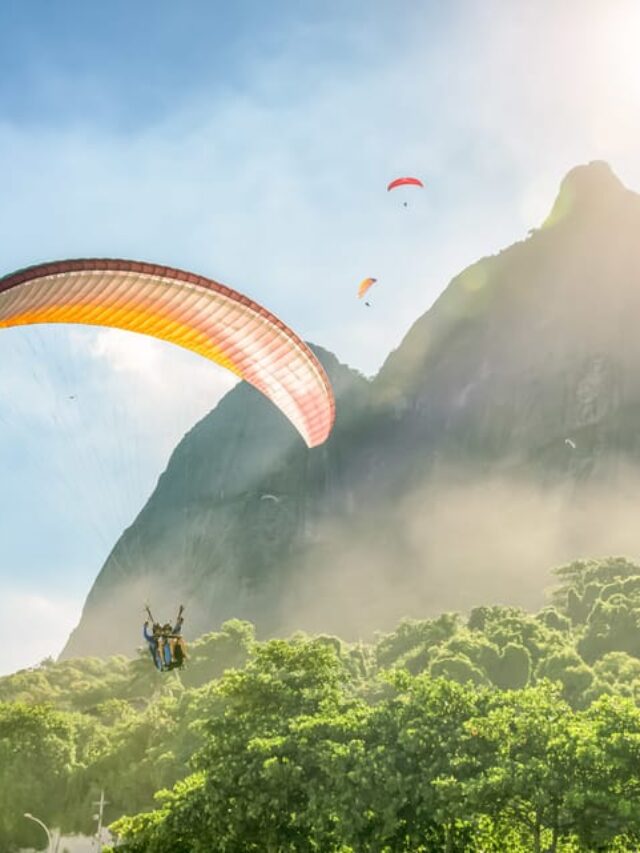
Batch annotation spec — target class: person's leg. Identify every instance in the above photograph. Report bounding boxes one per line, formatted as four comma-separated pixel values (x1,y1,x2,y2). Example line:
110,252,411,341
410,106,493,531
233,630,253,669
157,636,166,668
173,638,184,667
149,643,162,670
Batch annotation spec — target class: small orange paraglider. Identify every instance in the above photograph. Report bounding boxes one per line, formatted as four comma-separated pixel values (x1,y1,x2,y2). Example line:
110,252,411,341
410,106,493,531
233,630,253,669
358,277,377,300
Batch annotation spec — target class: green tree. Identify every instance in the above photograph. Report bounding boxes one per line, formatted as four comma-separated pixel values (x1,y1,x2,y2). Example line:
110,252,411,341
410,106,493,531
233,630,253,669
430,653,489,687
485,643,531,690
579,592,640,663
0,703,76,851
374,614,460,670
535,649,594,707
465,684,575,852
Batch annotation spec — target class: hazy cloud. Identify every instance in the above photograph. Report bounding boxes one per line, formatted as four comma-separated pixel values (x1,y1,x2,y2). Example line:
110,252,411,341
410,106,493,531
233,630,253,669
2,589,82,675
280,468,640,640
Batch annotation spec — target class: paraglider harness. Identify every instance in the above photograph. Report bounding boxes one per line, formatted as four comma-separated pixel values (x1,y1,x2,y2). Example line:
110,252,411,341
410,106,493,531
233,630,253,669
144,604,187,672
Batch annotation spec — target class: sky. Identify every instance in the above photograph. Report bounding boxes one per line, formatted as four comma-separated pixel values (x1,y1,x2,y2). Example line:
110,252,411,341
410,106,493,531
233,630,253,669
2,0,640,674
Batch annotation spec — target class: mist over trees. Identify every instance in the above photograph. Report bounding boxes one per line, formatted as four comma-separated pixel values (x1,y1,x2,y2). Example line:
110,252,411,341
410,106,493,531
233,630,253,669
3,556,640,851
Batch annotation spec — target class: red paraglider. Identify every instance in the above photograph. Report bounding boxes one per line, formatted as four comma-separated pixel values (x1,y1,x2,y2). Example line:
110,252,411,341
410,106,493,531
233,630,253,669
387,177,424,192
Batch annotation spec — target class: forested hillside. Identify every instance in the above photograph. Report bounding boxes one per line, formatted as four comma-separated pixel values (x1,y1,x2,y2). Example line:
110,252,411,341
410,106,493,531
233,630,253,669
5,556,640,851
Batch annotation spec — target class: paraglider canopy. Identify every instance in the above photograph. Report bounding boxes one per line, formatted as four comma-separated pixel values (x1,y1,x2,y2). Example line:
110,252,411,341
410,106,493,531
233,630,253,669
387,176,424,192
0,259,335,448
358,277,377,299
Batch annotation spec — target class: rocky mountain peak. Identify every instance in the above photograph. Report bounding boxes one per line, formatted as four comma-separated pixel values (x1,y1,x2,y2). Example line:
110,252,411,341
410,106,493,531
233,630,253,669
542,160,629,229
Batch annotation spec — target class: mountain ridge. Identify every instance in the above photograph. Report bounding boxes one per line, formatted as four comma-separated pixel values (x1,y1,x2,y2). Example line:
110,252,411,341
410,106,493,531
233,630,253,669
62,161,640,660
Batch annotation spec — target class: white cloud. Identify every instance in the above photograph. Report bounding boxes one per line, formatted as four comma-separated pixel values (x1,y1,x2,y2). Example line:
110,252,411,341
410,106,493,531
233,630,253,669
1,589,82,675
86,326,237,419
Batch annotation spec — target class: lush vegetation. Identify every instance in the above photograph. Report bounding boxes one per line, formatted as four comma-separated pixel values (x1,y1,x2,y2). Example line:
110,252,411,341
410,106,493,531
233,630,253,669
5,558,640,850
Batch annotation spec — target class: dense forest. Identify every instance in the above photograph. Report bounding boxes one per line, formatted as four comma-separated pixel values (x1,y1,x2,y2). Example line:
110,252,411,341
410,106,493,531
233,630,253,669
5,555,640,851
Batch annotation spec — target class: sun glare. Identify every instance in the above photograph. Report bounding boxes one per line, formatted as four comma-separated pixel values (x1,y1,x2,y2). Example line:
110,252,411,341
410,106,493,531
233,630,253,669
601,3,640,104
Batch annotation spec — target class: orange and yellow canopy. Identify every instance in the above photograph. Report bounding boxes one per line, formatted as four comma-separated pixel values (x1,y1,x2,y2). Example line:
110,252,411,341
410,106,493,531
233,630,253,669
358,277,377,299
0,259,335,447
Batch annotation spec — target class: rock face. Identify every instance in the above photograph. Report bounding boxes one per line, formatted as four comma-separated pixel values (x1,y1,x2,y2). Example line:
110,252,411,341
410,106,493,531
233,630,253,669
377,161,640,473
61,347,373,657
61,162,640,659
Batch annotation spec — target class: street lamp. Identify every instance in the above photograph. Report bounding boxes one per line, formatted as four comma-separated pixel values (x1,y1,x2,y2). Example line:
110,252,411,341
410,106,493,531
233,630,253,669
23,813,52,853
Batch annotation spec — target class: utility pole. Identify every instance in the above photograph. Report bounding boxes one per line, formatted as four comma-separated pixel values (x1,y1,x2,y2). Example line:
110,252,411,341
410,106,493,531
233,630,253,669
92,790,109,851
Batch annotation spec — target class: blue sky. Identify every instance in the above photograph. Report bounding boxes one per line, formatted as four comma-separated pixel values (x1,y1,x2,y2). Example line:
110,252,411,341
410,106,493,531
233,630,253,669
2,0,640,673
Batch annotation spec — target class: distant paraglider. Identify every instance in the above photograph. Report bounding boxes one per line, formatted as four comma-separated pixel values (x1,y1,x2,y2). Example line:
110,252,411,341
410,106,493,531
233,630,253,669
260,494,281,503
358,277,377,301
387,177,424,192
387,176,424,207
354,175,423,309
565,438,576,449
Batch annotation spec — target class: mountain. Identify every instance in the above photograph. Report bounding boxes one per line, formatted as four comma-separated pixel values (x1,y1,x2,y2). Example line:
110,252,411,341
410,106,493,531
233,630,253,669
61,161,640,660
62,347,373,657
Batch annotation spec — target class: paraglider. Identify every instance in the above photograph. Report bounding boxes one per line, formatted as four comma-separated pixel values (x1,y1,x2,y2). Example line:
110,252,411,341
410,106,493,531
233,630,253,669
260,494,281,503
0,259,335,448
358,277,377,300
565,438,576,449
387,176,424,192
387,176,424,207
144,605,187,672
